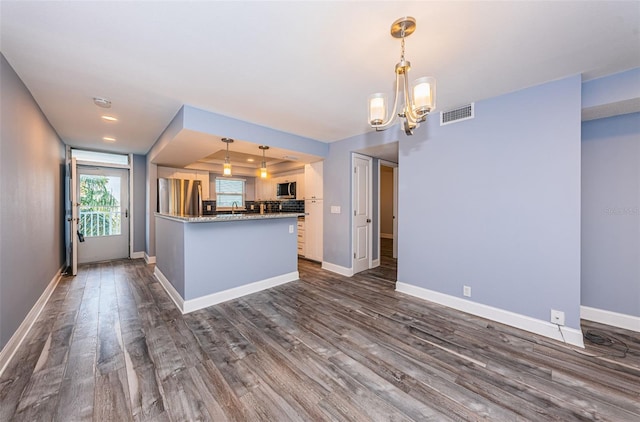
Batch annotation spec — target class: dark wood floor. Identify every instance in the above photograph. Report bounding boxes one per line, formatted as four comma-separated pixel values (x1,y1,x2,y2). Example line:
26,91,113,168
1,239,639,421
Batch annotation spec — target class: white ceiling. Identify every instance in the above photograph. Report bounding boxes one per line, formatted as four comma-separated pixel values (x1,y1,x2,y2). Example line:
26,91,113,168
2,1,639,157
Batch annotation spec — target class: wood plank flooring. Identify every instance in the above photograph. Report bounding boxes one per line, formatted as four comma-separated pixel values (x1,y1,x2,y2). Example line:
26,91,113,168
1,239,639,421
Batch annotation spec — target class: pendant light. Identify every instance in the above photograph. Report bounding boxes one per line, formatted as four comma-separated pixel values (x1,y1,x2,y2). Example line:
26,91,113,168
221,138,234,176
368,17,436,135
259,145,269,178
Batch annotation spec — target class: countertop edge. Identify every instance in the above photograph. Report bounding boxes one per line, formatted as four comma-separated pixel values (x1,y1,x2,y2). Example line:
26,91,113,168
155,212,306,223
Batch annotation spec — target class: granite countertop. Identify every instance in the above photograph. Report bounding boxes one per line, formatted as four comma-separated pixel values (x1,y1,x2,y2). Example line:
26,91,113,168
155,212,305,223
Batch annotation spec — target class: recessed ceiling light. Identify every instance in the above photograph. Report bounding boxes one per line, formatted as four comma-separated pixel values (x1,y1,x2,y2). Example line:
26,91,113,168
93,97,111,108
101,115,118,122
246,158,254,162
103,136,116,142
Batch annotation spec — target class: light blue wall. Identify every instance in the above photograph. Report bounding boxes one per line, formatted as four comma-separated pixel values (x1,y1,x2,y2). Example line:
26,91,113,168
0,54,66,348
183,105,329,157
133,154,147,253
183,218,298,299
155,216,298,300
582,68,640,109
581,112,640,317
397,75,583,329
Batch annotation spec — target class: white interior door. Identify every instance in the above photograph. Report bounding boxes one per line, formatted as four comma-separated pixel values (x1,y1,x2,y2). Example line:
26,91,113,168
353,154,372,274
77,166,130,263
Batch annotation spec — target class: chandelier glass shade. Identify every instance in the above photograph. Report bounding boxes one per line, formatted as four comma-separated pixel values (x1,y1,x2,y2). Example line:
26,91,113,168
368,17,436,135
221,138,234,176
259,145,269,179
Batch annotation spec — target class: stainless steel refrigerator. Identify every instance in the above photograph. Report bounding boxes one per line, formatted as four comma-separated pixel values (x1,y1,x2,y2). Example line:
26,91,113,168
158,178,203,216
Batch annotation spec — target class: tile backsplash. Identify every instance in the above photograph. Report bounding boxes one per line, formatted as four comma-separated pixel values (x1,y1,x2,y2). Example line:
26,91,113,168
202,200,304,215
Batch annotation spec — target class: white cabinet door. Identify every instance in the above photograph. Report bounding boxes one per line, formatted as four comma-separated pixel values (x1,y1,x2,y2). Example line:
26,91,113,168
256,176,278,200
304,199,323,262
295,172,305,200
304,161,323,199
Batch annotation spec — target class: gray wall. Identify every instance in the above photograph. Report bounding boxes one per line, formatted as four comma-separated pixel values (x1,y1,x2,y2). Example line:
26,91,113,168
0,54,66,349
581,112,640,316
398,75,582,329
322,75,583,329
155,216,298,300
133,154,147,253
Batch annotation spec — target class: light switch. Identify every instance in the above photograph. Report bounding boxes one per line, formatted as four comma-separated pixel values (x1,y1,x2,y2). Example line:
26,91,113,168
331,206,341,214
289,224,294,233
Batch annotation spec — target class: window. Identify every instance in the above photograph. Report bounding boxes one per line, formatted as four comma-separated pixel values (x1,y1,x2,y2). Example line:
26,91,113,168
71,149,129,165
216,178,245,209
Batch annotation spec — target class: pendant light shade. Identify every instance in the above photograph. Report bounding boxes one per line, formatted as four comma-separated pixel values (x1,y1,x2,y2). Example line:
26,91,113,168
259,145,269,179
221,138,234,176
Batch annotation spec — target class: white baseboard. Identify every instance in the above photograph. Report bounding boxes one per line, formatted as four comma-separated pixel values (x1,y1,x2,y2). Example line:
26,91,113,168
322,261,353,277
154,268,299,314
396,282,585,348
380,233,393,239
131,251,145,259
153,267,185,312
0,265,65,377
183,272,299,313
581,306,640,332
372,259,380,268
144,253,156,264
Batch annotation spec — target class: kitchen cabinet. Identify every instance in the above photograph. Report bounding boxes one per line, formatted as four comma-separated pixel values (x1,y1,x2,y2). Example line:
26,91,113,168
295,173,305,199
269,169,304,200
255,177,274,201
297,218,305,256
304,161,323,199
304,199,323,262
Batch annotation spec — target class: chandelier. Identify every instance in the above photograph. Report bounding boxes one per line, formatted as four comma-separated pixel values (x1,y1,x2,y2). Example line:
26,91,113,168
368,17,436,135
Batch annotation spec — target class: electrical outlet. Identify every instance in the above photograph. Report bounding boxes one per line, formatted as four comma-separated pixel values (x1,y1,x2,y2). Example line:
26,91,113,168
463,285,471,297
550,309,565,326
289,224,294,234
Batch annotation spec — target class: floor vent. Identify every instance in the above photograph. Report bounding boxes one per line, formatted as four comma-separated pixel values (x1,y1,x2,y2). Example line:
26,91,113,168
440,103,474,126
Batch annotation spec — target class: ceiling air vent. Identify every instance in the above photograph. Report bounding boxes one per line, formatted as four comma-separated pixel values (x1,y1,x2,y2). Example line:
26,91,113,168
440,103,474,126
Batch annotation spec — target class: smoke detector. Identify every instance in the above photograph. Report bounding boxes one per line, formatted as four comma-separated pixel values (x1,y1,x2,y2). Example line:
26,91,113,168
93,97,112,108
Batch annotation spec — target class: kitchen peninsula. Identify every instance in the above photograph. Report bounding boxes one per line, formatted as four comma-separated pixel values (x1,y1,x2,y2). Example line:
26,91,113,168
154,212,303,313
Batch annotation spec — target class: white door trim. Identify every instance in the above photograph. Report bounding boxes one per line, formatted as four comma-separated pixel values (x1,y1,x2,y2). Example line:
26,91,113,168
77,166,130,263
379,160,398,260
71,157,78,275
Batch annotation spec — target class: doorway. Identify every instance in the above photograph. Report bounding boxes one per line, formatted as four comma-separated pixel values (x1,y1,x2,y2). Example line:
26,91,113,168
352,153,372,274
77,166,130,263
351,143,399,281
379,161,398,259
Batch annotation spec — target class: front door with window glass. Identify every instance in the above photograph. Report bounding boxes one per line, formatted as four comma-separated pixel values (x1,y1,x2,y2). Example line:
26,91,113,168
77,166,129,263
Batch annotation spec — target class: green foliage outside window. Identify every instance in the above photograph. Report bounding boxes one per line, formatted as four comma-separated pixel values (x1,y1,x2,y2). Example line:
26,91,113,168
79,175,121,236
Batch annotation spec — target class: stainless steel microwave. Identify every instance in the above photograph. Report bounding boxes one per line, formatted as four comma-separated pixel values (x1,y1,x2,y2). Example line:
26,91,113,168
276,181,296,199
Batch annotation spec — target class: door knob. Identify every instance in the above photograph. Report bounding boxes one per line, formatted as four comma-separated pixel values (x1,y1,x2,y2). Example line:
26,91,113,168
366,218,372,223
